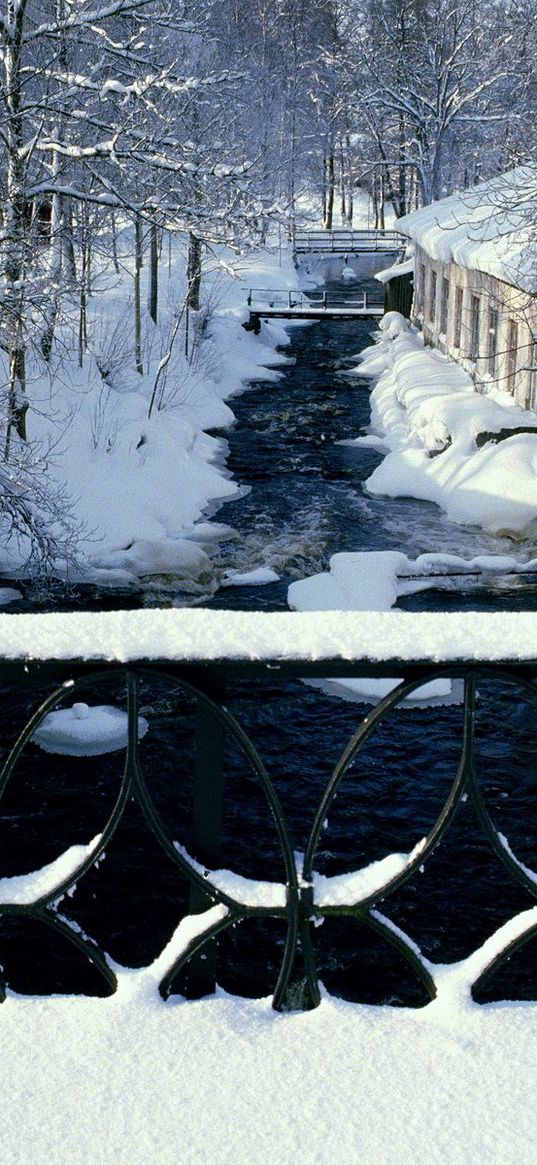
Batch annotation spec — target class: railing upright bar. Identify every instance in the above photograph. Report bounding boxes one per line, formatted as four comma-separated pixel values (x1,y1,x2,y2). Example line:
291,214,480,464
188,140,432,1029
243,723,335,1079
183,692,226,998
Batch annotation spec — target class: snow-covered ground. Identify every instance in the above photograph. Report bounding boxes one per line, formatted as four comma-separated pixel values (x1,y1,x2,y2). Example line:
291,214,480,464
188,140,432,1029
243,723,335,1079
2,924,537,1165
348,312,537,538
7,232,301,586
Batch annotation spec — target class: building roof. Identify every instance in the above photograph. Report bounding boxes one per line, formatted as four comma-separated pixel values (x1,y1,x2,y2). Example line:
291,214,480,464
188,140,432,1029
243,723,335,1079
397,167,537,294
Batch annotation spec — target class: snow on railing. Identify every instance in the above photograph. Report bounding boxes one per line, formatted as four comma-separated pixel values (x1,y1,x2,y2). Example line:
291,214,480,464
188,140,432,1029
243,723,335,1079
0,607,536,666
0,608,536,1010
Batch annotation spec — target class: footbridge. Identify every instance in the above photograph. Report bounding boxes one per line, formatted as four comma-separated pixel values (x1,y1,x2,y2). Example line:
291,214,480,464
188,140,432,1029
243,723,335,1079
245,288,385,332
293,227,407,256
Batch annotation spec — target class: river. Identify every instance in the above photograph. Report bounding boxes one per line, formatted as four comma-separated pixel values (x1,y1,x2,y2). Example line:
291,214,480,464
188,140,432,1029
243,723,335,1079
203,258,537,614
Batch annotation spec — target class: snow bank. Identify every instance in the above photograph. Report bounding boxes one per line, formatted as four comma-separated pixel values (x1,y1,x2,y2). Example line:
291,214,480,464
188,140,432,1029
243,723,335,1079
21,235,301,587
352,314,537,535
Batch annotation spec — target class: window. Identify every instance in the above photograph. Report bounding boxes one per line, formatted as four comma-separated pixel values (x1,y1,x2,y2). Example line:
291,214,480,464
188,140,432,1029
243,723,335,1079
507,319,518,393
430,270,437,324
470,295,480,360
487,307,499,373
419,264,426,314
453,286,463,348
440,277,449,335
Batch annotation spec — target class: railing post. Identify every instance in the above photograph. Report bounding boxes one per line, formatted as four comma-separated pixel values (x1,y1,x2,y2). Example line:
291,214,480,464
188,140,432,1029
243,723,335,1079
183,690,225,998
247,289,252,307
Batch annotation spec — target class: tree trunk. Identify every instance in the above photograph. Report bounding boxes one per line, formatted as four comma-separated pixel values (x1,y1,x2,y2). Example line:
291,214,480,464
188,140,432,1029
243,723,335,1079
5,339,27,458
3,1,29,445
324,153,335,230
345,133,353,226
378,175,386,229
321,154,327,226
186,233,202,312
148,216,158,324
111,209,120,275
134,215,143,375
340,139,346,225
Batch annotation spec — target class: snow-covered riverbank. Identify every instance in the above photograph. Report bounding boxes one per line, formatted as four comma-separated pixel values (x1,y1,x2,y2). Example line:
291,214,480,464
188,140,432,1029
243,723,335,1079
352,313,537,539
10,238,300,586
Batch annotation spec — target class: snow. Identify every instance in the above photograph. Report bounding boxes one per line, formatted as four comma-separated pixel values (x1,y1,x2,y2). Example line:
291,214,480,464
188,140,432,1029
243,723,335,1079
313,838,427,906
1,824,537,1165
15,234,301,586
349,314,537,535
397,165,537,293
0,607,536,667
375,255,415,283
0,835,101,904
221,566,280,587
288,551,453,702
2,918,537,1164
31,702,149,755
174,845,287,909
2,233,537,1163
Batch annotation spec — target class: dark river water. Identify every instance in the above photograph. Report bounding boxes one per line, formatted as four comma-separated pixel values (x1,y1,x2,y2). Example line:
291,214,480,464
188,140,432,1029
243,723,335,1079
2,258,537,1007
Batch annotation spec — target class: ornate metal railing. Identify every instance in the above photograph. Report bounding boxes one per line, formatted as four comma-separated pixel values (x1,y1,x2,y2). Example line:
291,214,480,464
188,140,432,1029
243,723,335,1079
0,608,537,1010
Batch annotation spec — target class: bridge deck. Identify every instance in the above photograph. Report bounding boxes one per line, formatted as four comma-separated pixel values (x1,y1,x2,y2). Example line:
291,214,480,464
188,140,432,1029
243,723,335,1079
248,305,384,321
294,228,407,255
245,287,385,330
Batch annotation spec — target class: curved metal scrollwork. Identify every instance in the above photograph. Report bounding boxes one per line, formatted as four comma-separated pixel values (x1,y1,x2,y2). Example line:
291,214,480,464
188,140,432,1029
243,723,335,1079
0,663,536,1010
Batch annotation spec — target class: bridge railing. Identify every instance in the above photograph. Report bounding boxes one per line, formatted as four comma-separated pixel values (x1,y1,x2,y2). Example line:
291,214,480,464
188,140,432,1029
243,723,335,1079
294,228,408,253
0,608,536,1010
246,288,385,310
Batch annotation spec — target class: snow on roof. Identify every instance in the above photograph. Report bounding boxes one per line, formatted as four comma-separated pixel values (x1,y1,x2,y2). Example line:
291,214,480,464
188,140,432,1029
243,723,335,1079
397,166,537,293
375,256,415,284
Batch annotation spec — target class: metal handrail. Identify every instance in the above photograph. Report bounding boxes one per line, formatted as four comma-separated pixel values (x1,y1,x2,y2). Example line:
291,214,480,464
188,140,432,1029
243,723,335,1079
0,607,536,1010
293,227,408,253
246,288,385,310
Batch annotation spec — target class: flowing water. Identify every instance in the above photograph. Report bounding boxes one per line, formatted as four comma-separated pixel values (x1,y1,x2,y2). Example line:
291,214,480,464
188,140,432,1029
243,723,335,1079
2,258,537,1006
202,261,537,611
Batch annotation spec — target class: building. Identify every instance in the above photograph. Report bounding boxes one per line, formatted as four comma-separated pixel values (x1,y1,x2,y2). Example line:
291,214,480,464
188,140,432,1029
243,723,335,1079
396,167,537,411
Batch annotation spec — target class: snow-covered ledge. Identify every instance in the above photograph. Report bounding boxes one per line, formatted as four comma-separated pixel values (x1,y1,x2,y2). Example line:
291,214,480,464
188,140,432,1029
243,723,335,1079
0,608,536,666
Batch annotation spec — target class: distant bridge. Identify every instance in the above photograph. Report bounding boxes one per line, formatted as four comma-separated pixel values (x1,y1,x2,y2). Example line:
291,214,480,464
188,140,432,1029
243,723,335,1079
293,228,407,256
244,288,385,332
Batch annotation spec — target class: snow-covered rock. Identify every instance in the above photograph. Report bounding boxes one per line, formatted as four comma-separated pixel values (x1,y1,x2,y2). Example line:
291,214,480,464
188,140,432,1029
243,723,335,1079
222,567,280,587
